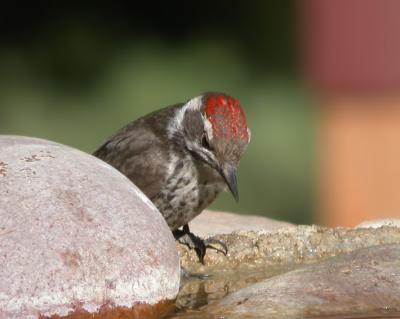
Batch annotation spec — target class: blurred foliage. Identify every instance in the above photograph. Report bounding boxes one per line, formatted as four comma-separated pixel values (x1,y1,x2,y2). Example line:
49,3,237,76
0,1,315,224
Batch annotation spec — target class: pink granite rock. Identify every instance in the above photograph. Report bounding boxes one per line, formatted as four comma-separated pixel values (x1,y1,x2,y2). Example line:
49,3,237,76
189,210,294,237
0,136,180,319
357,218,400,229
202,244,400,319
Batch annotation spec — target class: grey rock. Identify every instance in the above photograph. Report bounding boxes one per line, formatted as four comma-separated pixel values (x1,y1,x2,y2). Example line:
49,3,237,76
0,135,180,318
0,135,59,148
189,210,294,237
357,218,400,229
200,244,400,318
178,225,400,273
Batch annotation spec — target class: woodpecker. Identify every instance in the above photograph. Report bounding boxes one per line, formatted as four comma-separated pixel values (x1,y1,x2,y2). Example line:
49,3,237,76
94,93,250,263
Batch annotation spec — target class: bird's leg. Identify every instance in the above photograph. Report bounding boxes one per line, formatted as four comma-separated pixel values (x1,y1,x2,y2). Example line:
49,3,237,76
173,225,207,264
182,225,228,258
173,224,228,264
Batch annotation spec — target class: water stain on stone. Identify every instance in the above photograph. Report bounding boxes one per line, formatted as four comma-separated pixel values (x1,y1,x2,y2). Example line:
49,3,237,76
21,154,41,162
0,161,8,177
105,279,116,290
59,190,94,224
106,241,125,257
0,228,15,240
19,167,37,176
40,299,176,319
60,249,81,270
74,206,94,223
39,150,56,159
21,152,56,163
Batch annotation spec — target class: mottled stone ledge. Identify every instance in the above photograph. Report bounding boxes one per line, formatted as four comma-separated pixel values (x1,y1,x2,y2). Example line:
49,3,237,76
189,210,294,237
178,225,400,273
198,244,400,319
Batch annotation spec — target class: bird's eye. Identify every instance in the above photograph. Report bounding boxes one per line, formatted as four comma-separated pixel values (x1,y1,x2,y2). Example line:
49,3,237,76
201,134,211,150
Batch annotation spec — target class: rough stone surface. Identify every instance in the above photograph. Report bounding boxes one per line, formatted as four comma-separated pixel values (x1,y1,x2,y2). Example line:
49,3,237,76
178,225,400,273
357,218,400,229
200,244,400,319
0,135,180,319
0,135,59,148
171,224,400,318
189,210,294,237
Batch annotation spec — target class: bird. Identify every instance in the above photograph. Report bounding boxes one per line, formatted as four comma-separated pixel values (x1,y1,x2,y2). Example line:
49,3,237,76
94,92,250,263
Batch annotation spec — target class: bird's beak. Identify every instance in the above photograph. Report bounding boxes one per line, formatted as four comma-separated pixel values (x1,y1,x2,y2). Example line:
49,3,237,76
221,165,239,202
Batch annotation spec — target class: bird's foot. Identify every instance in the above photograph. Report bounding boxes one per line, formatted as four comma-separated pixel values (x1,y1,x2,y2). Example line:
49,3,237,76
173,224,228,264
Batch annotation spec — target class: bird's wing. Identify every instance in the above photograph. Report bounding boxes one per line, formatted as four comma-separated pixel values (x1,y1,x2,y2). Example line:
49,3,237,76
93,121,169,201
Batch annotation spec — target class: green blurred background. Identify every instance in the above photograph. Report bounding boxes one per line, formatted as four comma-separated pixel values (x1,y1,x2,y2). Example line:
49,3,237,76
0,1,315,224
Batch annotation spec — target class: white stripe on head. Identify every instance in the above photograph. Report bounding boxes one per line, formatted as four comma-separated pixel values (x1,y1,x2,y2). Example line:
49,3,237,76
167,95,203,139
201,114,213,141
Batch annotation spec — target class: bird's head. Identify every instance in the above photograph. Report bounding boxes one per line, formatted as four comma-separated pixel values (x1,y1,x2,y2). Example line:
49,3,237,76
171,92,251,201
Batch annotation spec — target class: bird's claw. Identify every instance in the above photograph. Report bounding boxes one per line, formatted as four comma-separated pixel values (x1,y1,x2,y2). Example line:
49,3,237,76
203,237,228,256
174,226,228,264
177,231,207,264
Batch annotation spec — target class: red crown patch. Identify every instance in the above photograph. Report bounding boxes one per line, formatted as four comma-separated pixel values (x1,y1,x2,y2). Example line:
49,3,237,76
204,94,249,142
